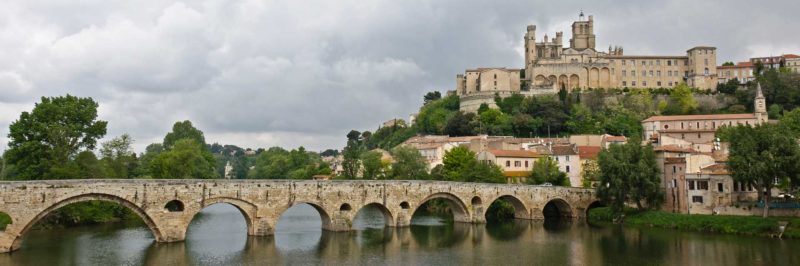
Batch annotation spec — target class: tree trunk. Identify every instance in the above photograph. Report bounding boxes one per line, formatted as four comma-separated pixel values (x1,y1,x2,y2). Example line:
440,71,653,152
763,186,770,218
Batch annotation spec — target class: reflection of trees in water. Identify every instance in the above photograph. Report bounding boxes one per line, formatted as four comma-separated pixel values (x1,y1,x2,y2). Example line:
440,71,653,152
144,242,189,266
357,227,393,247
410,222,469,248
598,227,668,265
543,217,572,232
485,219,529,241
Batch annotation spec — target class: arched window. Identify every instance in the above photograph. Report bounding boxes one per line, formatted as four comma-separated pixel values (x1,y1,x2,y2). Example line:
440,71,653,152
164,200,185,212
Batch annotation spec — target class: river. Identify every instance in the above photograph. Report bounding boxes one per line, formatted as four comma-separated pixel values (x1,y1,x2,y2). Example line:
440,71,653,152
2,203,800,265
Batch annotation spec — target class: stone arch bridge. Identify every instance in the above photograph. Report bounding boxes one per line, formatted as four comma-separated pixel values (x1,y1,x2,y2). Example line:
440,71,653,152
0,179,597,253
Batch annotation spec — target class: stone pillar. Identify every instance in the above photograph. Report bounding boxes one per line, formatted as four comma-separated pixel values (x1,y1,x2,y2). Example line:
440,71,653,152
250,217,275,236
394,209,412,227
471,205,487,224
529,208,545,220
327,211,352,231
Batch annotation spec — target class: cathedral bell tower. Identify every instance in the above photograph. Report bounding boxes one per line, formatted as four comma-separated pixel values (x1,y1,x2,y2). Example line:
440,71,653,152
755,82,768,123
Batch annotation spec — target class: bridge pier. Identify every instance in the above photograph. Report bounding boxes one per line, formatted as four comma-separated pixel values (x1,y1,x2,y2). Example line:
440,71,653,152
250,217,275,236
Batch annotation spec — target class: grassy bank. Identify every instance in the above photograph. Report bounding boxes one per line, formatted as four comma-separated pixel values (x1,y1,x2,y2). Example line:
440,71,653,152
588,207,800,238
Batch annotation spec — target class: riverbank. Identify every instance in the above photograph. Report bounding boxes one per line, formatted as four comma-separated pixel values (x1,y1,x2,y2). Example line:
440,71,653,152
588,207,800,238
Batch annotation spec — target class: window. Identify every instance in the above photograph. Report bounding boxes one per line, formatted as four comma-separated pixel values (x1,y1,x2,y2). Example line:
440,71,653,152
681,122,684,129
565,156,570,162
643,81,647,86
664,124,669,129
514,161,521,167
631,60,635,65
657,70,661,77
622,60,626,66
642,61,646,66
525,161,529,168
506,161,510,167
698,133,701,139
632,71,636,77
717,183,723,192
688,180,696,190
696,122,700,128
667,60,672,66
698,181,709,190
672,179,677,188
649,70,654,77
566,166,571,173
622,70,627,76
669,82,673,86
672,165,676,173
704,68,709,75
704,58,708,65
656,60,661,66
622,81,627,86
692,196,704,203
681,134,685,139
657,81,662,87
632,81,636,86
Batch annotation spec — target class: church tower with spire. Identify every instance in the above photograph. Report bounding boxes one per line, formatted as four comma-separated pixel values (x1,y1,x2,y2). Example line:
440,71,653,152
755,82,768,123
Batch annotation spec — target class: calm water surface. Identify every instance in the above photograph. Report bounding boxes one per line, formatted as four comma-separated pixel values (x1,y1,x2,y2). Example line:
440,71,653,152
3,204,800,265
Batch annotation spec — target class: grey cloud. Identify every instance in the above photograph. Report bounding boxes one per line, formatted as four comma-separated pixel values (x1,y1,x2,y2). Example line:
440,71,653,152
1,0,799,153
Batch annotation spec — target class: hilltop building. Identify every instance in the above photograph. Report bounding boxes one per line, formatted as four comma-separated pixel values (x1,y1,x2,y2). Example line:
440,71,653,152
452,13,718,113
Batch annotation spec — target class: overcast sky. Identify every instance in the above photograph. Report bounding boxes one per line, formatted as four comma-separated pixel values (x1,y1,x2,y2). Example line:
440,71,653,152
1,0,799,153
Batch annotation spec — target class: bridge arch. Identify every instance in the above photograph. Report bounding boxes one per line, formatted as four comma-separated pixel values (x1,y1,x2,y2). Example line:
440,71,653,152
413,192,470,222
353,202,395,227
486,195,530,220
185,197,258,236
8,193,163,252
543,198,573,218
275,202,333,231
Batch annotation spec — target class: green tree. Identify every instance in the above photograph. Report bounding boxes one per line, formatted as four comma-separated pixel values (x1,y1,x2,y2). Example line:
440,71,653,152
528,156,569,186
728,124,800,217
423,91,442,105
163,120,206,149
360,150,383,180
133,143,163,177
6,95,107,180
342,131,364,178
100,134,136,178
442,146,477,182
781,108,800,137
596,139,663,217
722,61,735,66
665,83,698,114
149,139,217,179
581,159,600,188
390,146,428,180
478,109,511,135
443,111,476,137
716,78,740,94
441,146,505,183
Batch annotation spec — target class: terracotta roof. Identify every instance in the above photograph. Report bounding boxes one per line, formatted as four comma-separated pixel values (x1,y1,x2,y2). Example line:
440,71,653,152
488,149,540,158
642,113,756,122
784,54,800,59
604,135,627,142
448,136,485,142
654,145,697,153
578,146,602,159
551,145,578,156
701,163,729,175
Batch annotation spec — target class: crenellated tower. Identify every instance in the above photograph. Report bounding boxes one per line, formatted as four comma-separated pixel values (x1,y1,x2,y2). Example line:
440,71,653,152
570,12,595,50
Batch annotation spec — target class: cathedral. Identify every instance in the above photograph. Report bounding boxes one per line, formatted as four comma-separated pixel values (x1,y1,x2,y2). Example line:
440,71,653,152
453,13,719,112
